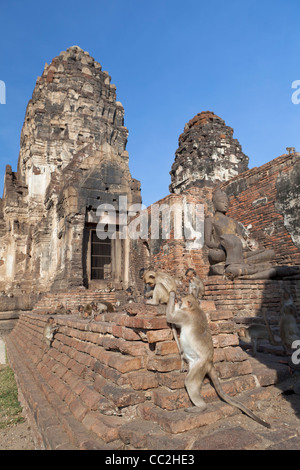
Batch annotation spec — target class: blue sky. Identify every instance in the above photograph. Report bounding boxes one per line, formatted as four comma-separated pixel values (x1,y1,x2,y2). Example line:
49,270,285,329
0,0,299,207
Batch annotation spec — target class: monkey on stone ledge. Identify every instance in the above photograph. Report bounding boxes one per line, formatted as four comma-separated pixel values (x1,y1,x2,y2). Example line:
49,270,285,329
166,292,270,428
42,317,59,352
143,269,186,370
185,268,205,300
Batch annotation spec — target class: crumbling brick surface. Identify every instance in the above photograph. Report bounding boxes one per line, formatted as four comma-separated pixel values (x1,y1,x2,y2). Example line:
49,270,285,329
0,46,142,301
220,152,300,267
169,111,249,194
5,279,294,449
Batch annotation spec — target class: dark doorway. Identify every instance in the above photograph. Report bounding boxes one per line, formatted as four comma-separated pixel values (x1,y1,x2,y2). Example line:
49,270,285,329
90,230,112,280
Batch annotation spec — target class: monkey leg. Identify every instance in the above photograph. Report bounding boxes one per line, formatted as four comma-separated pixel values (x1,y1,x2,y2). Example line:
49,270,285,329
184,361,207,412
146,284,167,305
146,286,160,305
42,339,51,353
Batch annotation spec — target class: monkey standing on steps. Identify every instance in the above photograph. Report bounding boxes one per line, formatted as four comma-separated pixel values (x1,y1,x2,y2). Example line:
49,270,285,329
139,266,154,299
143,270,177,305
143,269,185,370
166,292,270,428
238,313,280,356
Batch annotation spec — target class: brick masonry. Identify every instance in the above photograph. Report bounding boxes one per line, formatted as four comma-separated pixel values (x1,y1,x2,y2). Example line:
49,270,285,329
220,152,300,267
5,278,297,449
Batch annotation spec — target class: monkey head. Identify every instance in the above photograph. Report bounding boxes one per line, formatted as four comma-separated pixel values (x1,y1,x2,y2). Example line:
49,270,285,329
84,304,93,315
185,268,196,281
143,271,157,288
175,294,198,312
238,327,246,338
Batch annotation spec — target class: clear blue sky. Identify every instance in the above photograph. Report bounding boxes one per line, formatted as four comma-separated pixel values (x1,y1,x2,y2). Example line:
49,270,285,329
0,0,299,207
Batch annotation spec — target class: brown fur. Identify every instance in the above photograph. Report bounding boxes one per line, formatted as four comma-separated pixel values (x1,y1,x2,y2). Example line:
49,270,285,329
143,270,185,369
143,270,177,305
239,314,280,356
185,269,205,299
166,293,270,428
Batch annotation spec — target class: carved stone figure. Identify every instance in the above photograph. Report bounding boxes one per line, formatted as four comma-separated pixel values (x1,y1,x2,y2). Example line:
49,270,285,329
204,189,299,279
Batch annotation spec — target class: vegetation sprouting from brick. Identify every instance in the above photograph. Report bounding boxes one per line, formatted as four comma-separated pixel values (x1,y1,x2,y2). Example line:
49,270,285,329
0,365,24,429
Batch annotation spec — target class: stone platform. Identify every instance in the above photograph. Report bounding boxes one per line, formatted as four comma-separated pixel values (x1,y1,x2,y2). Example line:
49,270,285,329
5,277,300,450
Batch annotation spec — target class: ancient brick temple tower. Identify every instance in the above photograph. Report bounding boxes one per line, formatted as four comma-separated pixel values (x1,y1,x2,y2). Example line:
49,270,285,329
2,48,300,450
169,111,249,194
0,46,141,305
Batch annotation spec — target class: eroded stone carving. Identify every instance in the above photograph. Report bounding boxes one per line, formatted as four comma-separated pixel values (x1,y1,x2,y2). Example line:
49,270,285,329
0,46,142,299
169,111,249,194
204,189,300,279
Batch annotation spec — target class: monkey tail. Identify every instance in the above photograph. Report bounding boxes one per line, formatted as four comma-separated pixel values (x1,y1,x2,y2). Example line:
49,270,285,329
208,366,271,429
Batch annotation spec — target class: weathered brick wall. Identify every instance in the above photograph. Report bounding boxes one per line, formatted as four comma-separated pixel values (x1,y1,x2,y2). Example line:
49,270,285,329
0,292,40,336
148,153,300,284
220,153,300,266
169,111,249,194
32,288,116,315
204,278,300,333
6,285,274,449
138,187,214,280
0,46,142,297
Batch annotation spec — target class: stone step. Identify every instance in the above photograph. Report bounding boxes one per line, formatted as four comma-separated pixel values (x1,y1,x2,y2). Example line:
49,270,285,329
6,335,120,450
138,401,236,434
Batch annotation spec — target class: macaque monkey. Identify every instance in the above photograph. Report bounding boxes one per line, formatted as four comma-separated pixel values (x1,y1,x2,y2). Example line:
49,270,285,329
92,301,115,314
140,266,154,298
280,287,297,316
78,303,93,319
78,304,85,317
185,268,205,300
55,304,68,315
97,301,115,312
42,317,59,352
280,305,300,353
91,302,99,315
143,269,185,370
238,323,279,356
143,270,177,305
279,289,300,353
83,303,94,319
166,292,270,428
125,286,136,303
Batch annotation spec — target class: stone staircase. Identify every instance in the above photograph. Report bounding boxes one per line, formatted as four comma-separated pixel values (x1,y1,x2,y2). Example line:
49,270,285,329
5,280,293,449
31,288,116,315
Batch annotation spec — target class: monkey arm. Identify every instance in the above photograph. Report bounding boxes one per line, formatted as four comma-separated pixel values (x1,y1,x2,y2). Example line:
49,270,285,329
166,292,187,371
166,291,183,327
144,290,153,298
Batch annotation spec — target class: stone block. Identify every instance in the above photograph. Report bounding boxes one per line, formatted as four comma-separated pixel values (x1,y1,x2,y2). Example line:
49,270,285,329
190,426,262,450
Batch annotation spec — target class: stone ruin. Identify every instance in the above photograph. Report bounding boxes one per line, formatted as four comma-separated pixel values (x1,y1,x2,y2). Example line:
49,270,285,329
169,111,249,194
1,47,300,450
